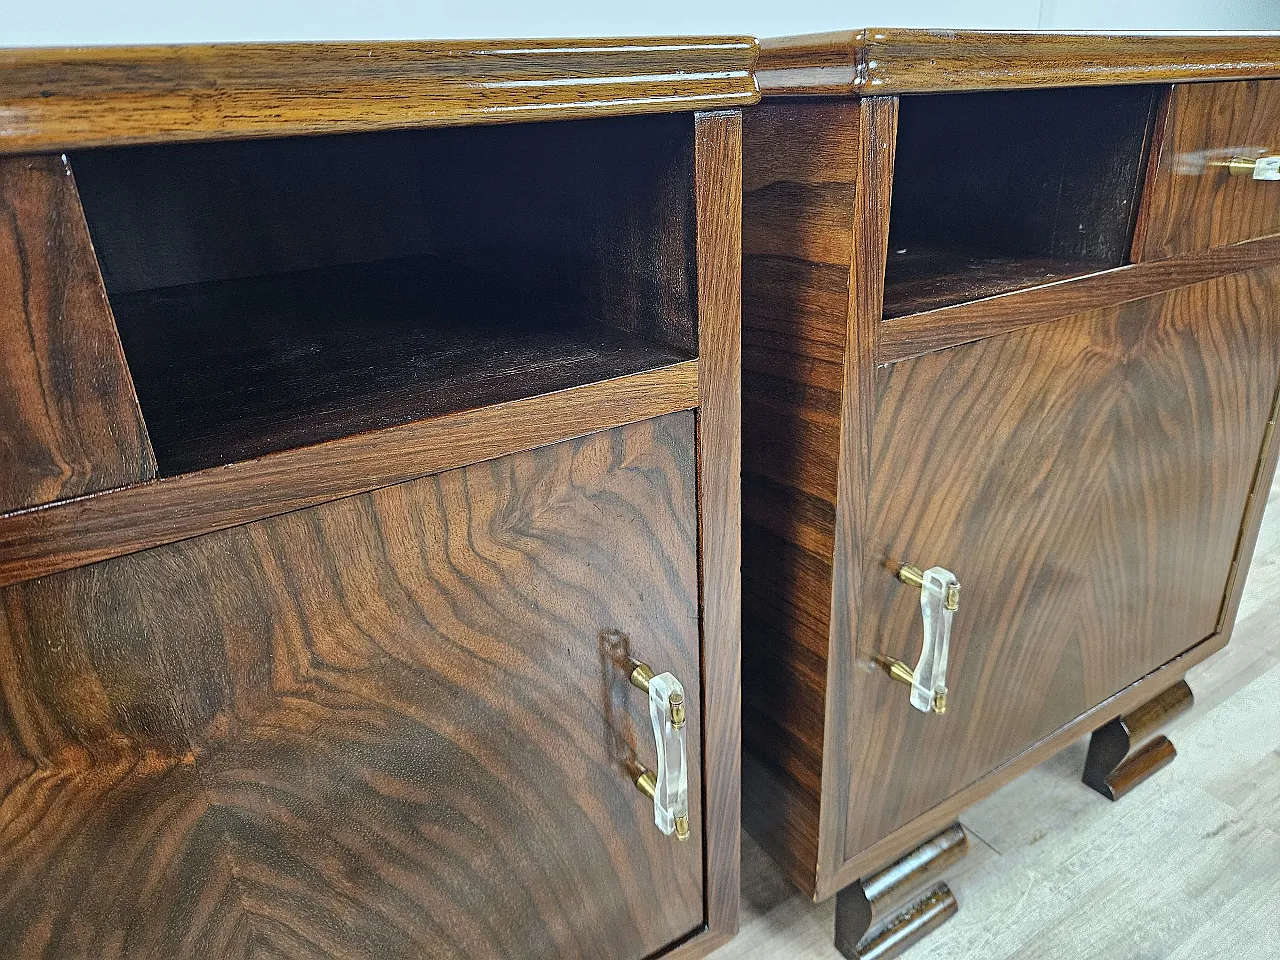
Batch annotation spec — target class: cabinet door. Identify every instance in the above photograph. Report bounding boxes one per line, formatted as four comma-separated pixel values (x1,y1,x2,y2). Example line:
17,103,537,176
843,266,1280,861
0,413,702,960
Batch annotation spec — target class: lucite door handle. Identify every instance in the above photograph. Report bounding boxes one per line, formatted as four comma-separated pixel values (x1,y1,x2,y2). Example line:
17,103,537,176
881,563,960,715
1221,155,1280,180
629,659,690,841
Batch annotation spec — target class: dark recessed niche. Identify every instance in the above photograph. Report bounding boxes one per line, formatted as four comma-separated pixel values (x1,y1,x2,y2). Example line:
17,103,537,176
884,85,1160,318
72,114,697,475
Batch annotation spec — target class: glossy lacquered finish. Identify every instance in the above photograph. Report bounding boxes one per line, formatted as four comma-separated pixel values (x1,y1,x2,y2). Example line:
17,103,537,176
0,42,745,960
691,110,745,946
0,108,712,587
756,29,1280,96
849,266,1280,858
0,38,759,153
0,416,704,959
741,97,869,891
741,35,1280,913
1134,79,1280,260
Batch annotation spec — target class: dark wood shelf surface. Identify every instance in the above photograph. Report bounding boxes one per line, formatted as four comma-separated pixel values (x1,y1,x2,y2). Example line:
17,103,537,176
882,245,1106,320
111,255,693,475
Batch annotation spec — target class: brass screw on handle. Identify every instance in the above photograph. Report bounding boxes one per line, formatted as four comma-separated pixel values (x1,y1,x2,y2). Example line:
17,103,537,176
879,655,948,714
897,562,926,588
1224,156,1263,176
634,766,690,840
669,691,685,729
632,660,685,728
1217,155,1280,178
898,563,959,610
883,656,916,688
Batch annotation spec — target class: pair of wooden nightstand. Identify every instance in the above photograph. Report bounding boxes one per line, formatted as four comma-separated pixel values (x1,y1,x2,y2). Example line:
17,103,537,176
0,30,1278,960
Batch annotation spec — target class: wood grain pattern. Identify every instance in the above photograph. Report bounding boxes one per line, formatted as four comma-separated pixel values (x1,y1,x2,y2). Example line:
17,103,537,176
756,29,1280,96
879,233,1280,362
1096,735,1177,799
0,414,705,960
881,85,1156,318
819,251,1280,889
1133,80,1280,261
739,86,1280,919
740,98,862,895
0,154,155,513
886,85,1155,298
0,39,759,153
1216,328,1280,645
692,110,744,943
1082,679,1194,800
883,250,1100,321
0,362,699,589
825,96,898,896
841,265,1280,863
104,255,692,475
826,627,1230,896
72,114,699,354
845,886,956,960
719,567,1280,960
739,94,900,901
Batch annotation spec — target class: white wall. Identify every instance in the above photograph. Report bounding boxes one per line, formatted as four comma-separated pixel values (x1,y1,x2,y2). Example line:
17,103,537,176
1,0,1278,47
1040,0,1280,29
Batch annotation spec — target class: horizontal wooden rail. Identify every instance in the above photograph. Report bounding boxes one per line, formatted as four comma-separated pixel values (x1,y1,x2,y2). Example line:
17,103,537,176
0,362,699,587
879,235,1280,364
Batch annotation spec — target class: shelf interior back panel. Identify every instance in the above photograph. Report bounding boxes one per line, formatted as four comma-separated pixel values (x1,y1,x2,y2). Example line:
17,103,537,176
884,84,1159,318
109,255,691,475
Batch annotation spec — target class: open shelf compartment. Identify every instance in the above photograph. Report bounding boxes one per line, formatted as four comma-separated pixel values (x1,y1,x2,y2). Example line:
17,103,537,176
884,85,1160,319
72,114,697,476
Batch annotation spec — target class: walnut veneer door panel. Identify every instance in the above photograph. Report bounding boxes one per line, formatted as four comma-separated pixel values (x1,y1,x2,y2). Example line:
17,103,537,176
1135,80,1280,260
0,413,703,960
843,266,1280,860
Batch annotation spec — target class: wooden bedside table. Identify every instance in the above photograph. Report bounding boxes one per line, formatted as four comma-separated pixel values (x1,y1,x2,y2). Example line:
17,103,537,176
0,38,752,960
740,29,1280,959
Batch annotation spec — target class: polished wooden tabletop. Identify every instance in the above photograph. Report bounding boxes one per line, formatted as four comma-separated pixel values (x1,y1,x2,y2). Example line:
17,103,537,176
757,29,1280,95
0,36,759,152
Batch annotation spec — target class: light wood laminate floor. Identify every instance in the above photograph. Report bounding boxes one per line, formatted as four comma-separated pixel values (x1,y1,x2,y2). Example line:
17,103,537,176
716,477,1280,960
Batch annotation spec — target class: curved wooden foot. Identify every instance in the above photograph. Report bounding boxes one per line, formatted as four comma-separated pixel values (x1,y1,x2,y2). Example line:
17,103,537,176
833,823,968,960
1082,679,1193,801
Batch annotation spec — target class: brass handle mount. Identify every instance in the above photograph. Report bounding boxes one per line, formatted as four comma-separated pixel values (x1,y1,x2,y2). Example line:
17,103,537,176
1221,155,1280,180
